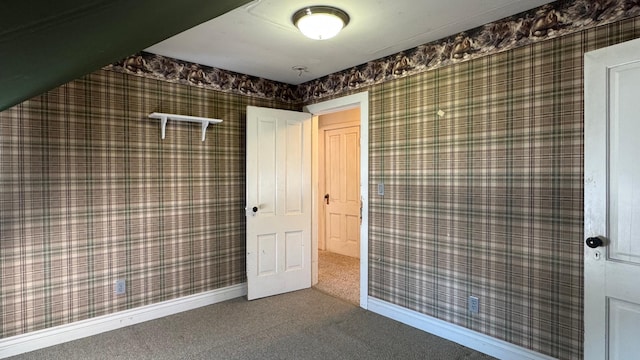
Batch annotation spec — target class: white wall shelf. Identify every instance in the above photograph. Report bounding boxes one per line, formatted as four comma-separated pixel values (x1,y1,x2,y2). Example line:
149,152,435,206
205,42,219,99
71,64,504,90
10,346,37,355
148,112,222,141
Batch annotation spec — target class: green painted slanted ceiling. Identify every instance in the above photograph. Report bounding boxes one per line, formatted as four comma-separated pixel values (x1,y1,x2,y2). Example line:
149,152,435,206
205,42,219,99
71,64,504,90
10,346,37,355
0,0,250,111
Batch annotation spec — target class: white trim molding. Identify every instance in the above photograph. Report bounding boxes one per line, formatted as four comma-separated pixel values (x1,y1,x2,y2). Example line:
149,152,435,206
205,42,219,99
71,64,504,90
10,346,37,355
368,297,557,360
0,283,247,359
304,91,369,310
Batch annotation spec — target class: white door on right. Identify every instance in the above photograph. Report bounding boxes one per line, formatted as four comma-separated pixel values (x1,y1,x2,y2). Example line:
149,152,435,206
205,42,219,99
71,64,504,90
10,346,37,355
585,37,640,360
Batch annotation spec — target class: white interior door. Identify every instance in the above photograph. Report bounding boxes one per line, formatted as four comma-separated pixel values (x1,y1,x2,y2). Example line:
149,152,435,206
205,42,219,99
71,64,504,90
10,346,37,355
246,106,312,300
324,125,360,258
585,37,640,360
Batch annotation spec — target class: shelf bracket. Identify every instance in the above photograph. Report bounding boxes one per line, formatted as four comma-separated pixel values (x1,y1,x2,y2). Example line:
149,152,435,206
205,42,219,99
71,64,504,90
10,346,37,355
160,116,167,140
148,112,222,142
201,121,209,142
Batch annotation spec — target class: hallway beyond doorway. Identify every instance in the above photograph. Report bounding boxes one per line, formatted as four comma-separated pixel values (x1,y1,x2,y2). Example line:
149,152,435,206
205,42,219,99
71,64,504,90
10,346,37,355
315,250,359,304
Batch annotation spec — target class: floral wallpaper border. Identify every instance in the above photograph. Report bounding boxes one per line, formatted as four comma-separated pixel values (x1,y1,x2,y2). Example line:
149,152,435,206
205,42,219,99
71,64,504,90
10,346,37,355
298,0,640,102
105,53,300,103
105,0,640,104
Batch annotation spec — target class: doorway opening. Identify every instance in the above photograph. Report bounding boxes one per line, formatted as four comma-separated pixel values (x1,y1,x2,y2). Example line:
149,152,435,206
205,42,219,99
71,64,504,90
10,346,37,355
314,108,360,304
304,91,369,309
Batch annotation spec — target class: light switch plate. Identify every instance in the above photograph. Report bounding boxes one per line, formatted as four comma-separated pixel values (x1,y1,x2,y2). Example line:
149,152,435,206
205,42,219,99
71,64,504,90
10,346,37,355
115,279,126,295
469,296,479,314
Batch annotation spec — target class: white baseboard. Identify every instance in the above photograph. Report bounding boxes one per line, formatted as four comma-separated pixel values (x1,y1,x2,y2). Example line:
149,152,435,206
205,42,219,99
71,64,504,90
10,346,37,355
0,283,247,359
367,297,557,360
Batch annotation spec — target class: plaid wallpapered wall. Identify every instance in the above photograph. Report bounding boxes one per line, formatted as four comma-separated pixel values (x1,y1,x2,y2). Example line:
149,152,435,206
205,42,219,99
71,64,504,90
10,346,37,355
0,70,296,337
367,17,640,359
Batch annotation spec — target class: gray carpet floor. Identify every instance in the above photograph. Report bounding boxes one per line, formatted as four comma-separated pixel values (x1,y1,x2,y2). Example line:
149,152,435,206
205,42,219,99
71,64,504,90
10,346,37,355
8,289,496,360
315,250,359,304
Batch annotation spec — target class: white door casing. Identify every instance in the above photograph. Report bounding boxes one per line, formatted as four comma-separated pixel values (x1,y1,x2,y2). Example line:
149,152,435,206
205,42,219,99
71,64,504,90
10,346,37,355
584,37,640,360
246,106,312,300
305,91,369,309
324,125,361,258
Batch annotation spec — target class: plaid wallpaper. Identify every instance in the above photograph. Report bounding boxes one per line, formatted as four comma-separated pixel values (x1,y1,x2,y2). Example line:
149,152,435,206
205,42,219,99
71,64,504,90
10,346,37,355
367,17,640,359
0,70,296,338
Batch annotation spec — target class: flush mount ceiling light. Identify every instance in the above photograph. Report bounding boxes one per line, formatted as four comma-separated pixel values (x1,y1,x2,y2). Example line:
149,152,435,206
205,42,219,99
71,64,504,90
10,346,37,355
292,6,350,40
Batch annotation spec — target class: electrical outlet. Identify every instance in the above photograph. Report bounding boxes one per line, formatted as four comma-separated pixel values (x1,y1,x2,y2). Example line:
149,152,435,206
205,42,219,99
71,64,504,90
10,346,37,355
469,296,479,314
115,279,126,295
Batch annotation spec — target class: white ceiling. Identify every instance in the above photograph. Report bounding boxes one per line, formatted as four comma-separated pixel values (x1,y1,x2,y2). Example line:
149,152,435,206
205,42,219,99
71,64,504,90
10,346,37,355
146,0,554,85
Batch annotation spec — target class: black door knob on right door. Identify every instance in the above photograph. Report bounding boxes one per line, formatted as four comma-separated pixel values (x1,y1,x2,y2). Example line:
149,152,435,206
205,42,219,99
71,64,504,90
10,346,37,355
586,237,604,248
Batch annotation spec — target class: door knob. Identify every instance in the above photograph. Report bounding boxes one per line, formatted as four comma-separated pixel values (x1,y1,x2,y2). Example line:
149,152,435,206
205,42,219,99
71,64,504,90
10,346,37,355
252,206,258,213
586,236,603,248
324,194,330,205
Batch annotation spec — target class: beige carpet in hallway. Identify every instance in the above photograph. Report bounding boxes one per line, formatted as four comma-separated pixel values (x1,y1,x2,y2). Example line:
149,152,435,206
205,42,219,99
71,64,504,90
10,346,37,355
314,250,359,304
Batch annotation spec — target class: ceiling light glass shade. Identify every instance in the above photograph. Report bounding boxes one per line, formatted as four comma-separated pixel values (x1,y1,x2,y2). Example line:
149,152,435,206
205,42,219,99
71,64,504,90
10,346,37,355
292,6,350,40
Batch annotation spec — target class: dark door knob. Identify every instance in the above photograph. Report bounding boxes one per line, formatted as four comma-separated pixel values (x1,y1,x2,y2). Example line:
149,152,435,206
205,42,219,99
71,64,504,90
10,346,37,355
324,194,330,205
252,206,258,213
586,236,603,248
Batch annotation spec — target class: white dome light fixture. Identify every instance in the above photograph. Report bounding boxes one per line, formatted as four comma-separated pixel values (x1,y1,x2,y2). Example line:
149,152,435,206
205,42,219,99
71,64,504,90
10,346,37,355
292,6,350,40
